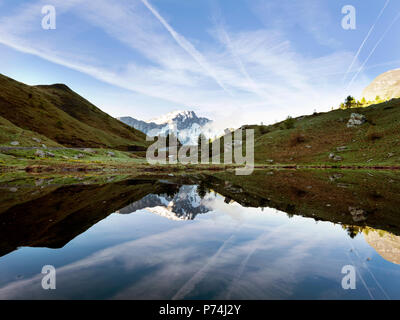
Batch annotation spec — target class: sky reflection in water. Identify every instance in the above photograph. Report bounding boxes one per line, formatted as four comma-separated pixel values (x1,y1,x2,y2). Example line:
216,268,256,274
0,184,399,300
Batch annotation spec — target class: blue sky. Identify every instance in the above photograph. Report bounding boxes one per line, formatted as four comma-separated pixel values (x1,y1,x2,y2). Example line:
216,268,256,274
0,0,400,129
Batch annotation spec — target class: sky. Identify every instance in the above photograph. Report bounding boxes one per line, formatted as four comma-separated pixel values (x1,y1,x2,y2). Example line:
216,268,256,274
0,0,400,129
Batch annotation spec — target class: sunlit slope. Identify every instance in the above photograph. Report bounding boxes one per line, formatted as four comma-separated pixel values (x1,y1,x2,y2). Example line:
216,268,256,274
0,74,147,150
232,99,400,165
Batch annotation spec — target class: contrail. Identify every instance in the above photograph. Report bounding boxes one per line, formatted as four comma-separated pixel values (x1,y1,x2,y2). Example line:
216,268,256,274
141,0,233,97
172,234,235,300
342,0,390,83
347,238,390,300
346,10,400,91
217,24,265,99
346,251,375,300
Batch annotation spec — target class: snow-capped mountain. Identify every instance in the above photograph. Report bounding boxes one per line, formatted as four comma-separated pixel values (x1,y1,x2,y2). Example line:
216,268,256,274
118,110,211,145
117,185,210,220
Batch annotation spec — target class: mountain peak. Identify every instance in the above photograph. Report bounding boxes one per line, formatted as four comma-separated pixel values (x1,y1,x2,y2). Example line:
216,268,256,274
149,110,198,125
118,110,211,145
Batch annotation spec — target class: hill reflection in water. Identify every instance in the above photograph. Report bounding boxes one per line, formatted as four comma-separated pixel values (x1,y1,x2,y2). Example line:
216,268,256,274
0,169,400,299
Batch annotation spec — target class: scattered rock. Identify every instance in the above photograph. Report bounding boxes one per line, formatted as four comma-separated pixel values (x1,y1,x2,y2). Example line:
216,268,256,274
336,146,348,152
329,173,343,181
35,149,45,158
42,144,47,149
266,159,274,163
349,207,367,222
388,152,395,158
9,187,18,192
10,141,19,146
330,154,343,161
32,137,41,143
73,153,85,159
107,151,116,157
61,155,69,160
337,183,350,188
45,152,55,157
305,145,312,149
347,113,366,128
83,148,95,153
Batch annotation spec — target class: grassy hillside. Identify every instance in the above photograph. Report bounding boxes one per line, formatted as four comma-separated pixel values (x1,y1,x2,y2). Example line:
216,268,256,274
223,98,400,166
0,114,61,147
0,73,147,150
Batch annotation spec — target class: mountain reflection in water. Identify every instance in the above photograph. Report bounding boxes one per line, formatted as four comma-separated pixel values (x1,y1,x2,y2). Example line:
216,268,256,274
0,170,400,299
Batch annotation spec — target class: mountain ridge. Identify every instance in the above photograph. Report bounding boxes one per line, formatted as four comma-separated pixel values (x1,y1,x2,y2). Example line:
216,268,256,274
118,110,211,145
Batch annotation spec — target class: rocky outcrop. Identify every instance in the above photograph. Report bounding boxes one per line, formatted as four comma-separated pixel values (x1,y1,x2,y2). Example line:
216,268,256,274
347,113,366,128
362,69,400,101
365,230,400,265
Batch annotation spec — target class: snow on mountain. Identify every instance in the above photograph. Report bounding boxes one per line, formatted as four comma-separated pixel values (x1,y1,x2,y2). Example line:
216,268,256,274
117,185,210,220
118,110,212,145
149,110,195,125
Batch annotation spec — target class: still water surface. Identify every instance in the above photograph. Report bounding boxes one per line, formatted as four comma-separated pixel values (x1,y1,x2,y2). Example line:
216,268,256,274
0,171,400,299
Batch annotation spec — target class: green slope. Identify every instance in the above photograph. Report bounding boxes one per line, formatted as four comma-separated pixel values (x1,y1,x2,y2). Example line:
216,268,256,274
0,73,147,150
0,114,61,147
223,98,400,166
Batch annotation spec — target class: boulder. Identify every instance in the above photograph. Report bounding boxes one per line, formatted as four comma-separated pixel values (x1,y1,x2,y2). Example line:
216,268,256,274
347,113,366,128
73,153,85,159
329,173,343,181
10,141,19,146
349,207,367,222
35,149,45,158
336,146,348,152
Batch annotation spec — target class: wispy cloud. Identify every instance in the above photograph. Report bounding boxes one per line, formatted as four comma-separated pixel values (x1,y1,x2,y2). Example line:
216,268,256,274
0,0,364,127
